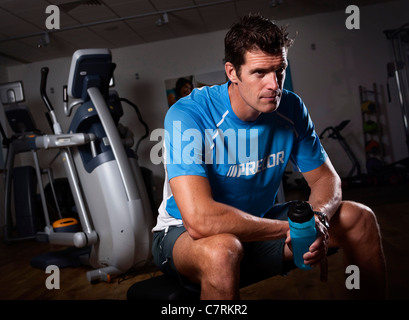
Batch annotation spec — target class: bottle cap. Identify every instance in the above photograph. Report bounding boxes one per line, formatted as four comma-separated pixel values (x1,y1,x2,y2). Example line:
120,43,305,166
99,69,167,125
288,201,314,223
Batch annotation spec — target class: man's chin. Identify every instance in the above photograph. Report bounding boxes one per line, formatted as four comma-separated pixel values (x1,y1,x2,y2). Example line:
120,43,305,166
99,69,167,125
262,102,280,113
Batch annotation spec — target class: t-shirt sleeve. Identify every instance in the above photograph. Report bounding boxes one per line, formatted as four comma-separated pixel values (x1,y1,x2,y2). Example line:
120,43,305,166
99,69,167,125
164,104,208,181
289,96,328,173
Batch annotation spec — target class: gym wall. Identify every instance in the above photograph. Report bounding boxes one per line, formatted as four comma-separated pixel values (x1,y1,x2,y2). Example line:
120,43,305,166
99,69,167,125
284,0,409,175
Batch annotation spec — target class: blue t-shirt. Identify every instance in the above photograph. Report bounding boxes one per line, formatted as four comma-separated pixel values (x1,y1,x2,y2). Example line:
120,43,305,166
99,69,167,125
153,81,327,231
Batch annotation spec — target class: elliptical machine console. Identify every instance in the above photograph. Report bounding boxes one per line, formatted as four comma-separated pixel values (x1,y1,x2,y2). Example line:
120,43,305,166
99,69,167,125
67,48,114,102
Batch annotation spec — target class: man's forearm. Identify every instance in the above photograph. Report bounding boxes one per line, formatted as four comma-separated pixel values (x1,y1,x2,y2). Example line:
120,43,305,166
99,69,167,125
183,199,289,242
307,170,342,221
171,175,289,242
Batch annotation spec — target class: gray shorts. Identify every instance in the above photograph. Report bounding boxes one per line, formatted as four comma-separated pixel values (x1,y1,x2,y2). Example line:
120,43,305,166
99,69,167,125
151,202,295,288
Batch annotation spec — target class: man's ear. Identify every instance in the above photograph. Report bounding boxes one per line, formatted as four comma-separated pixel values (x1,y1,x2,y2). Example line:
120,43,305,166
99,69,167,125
225,62,239,84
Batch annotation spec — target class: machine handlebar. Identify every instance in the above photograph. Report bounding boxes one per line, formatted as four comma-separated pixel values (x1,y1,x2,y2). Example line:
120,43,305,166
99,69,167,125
40,67,54,113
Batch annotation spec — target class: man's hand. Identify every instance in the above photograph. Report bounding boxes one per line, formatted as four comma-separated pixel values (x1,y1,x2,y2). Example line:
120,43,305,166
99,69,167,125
284,221,329,281
303,219,329,281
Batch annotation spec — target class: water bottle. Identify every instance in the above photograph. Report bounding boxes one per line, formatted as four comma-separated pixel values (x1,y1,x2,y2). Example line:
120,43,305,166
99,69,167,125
288,201,317,270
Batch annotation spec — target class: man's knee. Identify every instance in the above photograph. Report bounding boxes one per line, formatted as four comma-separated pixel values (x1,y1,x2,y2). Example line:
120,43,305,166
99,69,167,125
201,233,244,272
345,201,378,229
331,201,380,243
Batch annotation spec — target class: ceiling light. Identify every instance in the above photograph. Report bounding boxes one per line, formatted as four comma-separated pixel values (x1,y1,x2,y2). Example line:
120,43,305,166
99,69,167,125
270,0,284,7
156,12,169,27
37,32,50,48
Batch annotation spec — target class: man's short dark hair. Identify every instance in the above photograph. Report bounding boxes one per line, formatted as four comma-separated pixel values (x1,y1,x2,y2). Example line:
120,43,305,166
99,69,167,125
224,13,294,77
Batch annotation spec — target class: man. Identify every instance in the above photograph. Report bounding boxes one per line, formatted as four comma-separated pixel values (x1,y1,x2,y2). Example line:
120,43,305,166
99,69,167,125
152,14,386,299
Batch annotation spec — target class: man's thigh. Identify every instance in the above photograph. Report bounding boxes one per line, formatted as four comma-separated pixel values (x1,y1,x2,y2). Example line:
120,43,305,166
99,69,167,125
152,225,234,285
152,225,187,278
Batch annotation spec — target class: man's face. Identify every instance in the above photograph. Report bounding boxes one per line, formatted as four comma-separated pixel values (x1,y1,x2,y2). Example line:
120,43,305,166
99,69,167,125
226,48,288,120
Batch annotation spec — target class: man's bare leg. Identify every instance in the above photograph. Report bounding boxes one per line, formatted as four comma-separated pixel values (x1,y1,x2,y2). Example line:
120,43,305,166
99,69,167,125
173,232,244,299
172,200,386,299
329,201,387,298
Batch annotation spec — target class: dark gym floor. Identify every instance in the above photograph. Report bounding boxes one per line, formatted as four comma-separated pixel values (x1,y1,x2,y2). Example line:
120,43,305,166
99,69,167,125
0,180,408,300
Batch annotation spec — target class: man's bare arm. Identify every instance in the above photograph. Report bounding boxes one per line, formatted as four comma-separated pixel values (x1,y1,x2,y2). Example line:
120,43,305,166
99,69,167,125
170,175,289,241
303,158,342,221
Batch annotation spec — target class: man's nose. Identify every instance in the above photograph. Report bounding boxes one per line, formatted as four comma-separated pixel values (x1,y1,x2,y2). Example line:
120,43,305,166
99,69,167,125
265,72,279,91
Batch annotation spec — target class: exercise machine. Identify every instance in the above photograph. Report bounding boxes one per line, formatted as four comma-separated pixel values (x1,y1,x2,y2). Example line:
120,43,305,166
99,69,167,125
319,120,369,187
320,119,409,186
36,48,154,282
385,23,409,155
320,120,362,179
0,81,61,243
